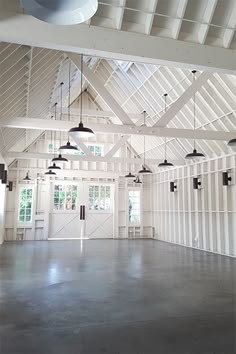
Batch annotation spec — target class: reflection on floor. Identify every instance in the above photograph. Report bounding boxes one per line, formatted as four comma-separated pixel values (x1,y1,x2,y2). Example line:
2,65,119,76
0,240,235,354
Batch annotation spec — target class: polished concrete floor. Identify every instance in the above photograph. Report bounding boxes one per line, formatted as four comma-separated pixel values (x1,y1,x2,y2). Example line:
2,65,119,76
0,240,235,354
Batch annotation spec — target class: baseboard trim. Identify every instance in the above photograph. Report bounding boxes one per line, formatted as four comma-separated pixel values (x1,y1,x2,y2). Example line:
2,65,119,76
154,238,236,258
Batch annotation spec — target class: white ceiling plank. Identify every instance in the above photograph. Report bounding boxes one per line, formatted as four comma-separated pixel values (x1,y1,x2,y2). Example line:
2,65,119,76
105,135,130,159
223,3,236,48
172,0,188,40
153,72,212,127
198,0,218,45
5,151,183,166
116,0,126,30
1,117,236,142
145,0,159,35
1,12,236,73
59,108,143,121
68,53,133,125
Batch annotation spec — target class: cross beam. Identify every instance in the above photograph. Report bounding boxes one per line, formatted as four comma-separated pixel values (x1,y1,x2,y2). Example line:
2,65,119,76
0,12,236,73
154,72,212,127
4,152,184,166
1,117,235,141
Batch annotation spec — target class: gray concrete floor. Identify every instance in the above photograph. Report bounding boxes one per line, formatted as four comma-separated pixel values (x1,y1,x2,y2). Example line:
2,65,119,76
0,240,235,354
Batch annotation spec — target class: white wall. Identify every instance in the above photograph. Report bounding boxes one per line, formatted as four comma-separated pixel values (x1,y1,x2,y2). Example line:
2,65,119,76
0,184,6,245
152,154,236,257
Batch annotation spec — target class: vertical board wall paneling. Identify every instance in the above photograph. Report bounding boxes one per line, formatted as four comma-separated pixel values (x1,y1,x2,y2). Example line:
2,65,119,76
152,154,236,257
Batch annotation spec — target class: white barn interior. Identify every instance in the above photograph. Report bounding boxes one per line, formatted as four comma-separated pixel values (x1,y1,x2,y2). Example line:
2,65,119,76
0,1,235,353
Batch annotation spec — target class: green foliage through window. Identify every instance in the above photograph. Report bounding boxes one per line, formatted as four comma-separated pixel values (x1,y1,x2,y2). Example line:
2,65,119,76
54,184,77,211
89,185,111,210
18,188,33,223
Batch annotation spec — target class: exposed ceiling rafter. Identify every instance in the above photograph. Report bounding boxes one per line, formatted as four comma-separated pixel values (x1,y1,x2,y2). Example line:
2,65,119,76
1,117,235,142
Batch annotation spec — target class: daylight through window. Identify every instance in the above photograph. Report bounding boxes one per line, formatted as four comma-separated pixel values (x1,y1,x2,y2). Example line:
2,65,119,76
54,184,78,211
18,188,33,222
128,190,140,224
89,185,111,210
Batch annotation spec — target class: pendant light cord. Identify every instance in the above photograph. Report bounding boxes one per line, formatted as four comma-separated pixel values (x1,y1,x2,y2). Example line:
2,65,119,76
60,82,64,147
68,60,71,143
80,54,83,124
192,70,196,150
164,93,167,160
143,111,146,167
54,103,57,158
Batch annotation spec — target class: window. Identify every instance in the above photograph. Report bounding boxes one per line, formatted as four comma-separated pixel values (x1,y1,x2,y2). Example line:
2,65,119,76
48,142,59,153
128,191,140,224
54,184,77,211
89,185,111,210
18,188,33,222
87,145,103,156
50,144,103,156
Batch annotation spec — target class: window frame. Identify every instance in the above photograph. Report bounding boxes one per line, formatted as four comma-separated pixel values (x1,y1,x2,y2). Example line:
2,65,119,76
53,182,79,213
18,186,34,224
88,184,113,213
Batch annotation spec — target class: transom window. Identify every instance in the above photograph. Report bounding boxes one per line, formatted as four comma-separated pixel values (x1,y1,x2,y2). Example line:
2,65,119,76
49,143,103,156
54,184,78,211
128,190,140,224
89,185,111,210
18,188,33,223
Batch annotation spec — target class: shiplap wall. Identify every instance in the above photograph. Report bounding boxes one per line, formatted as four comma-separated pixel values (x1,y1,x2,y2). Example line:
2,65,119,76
152,154,236,257
0,184,6,244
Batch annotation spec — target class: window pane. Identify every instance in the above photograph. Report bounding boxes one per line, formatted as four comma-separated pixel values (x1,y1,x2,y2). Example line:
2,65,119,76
19,188,33,223
89,185,112,210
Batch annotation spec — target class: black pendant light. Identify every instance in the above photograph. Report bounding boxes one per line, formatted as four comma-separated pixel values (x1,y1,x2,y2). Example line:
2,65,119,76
133,176,142,184
185,70,205,160
159,94,174,168
59,60,78,155
138,111,152,174
51,101,68,163
45,170,56,176
125,135,135,178
228,138,236,147
69,54,94,140
23,171,31,181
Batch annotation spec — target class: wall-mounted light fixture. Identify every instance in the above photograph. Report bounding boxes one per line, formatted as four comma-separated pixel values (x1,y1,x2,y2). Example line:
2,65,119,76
193,177,202,190
7,181,13,192
222,171,232,186
170,181,177,192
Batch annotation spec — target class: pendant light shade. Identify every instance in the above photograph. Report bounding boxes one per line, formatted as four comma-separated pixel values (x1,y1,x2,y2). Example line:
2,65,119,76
158,94,174,169
23,171,31,181
47,162,61,170
228,138,236,147
59,61,78,154
158,159,174,167
69,54,94,141
134,176,142,184
69,122,94,139
185,71,205,161
185,149,205,160
52,154,68,163
138,111,152,175
138,166,152,174
20,0,98,26
45,170,56,176
125,172,136,178
59,141,79,154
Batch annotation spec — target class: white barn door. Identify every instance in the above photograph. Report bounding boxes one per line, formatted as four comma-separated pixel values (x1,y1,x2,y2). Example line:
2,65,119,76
49,181,114,239
85,183,114,239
